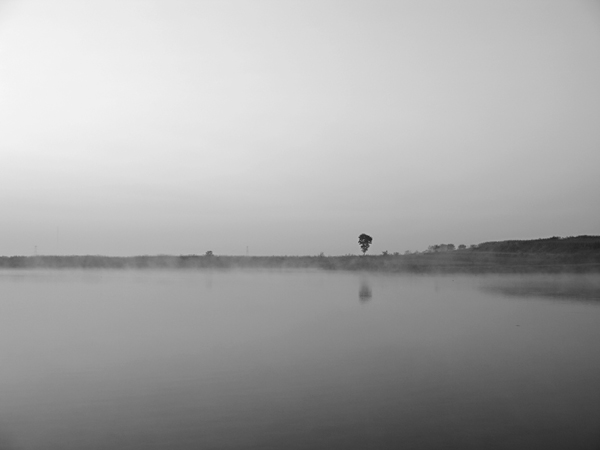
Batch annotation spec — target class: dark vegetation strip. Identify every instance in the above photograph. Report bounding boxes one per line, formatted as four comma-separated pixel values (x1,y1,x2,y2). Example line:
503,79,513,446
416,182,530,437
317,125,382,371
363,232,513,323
0,253,599,273
1,236,598,273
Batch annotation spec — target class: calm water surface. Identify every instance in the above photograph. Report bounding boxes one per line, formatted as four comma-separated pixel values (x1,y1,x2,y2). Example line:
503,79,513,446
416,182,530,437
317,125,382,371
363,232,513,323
0,269,599,449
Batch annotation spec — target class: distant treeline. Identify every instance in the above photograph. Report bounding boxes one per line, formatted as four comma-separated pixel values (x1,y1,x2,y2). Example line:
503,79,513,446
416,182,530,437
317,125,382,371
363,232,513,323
1,235,599,273
470,235,600,253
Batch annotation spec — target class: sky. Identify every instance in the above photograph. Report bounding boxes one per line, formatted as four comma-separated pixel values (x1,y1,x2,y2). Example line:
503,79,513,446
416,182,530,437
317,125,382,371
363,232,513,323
1,0,599,256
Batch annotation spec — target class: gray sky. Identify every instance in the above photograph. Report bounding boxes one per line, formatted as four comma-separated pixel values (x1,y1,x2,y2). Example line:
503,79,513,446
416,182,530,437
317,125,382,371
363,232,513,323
1,0,599,256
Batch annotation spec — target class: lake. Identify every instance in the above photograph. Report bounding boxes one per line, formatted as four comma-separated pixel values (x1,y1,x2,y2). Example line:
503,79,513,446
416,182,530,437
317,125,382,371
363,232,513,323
0,269,599,449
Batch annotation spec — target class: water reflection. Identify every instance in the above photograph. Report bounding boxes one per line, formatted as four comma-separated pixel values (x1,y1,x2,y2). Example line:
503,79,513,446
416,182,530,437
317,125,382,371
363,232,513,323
482,275,600,303
359,281,372,302
2,270,600,449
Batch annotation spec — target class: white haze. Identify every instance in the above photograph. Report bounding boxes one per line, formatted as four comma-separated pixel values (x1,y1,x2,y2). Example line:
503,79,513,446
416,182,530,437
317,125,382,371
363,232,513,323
1,0,599,256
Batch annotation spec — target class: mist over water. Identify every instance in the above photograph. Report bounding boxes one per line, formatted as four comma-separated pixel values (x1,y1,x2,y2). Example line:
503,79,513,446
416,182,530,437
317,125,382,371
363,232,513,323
0,270,599,449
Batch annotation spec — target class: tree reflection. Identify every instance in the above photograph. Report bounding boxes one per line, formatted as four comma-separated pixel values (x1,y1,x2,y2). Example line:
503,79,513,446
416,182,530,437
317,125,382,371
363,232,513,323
359,281,372,302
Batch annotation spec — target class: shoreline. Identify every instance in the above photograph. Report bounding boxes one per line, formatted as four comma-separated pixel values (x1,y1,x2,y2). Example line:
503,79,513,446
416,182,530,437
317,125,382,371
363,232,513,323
1,252,599,273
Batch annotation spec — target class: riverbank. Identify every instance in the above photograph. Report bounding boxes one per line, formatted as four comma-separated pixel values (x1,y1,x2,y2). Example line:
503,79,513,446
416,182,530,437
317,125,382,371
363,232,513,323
3,236,598,273
1,251,599,273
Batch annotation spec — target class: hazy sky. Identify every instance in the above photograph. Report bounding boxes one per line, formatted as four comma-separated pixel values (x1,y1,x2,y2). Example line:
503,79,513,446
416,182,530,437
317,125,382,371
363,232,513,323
1,0,599,256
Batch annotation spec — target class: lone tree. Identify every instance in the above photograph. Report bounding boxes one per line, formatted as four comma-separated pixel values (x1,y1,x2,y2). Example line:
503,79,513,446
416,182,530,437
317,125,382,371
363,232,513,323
358,233,373,255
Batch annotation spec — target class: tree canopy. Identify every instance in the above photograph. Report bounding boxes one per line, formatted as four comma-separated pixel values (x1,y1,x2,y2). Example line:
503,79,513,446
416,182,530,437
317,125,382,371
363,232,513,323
358,234,373,255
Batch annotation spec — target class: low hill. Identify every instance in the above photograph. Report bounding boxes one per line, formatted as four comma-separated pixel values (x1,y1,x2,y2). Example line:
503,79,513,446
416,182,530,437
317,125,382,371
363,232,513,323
471,235,600,254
